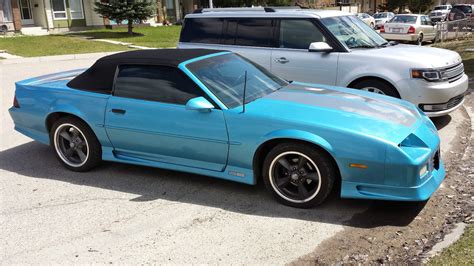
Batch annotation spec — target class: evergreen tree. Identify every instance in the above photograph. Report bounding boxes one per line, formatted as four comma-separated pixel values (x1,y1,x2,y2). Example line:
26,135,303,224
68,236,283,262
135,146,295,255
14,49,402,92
94,0,156,35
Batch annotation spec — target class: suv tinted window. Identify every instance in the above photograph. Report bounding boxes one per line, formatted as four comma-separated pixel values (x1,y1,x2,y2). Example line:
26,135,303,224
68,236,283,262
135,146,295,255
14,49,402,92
114,65,204,105
233,19,276,47
279,19,326,49
180,18,224,44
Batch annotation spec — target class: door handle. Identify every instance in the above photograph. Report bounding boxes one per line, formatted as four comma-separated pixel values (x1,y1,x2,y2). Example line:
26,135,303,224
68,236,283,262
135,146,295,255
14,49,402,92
275,57,290,64
111,109,126,114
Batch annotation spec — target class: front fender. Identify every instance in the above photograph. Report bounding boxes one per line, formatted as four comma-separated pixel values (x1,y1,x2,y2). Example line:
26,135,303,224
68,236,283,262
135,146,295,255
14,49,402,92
259,129,334,154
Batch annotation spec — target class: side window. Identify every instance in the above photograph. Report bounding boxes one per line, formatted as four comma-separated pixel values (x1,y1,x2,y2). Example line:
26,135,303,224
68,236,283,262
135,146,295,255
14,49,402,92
279,19,326,49
425,16,432,25
114,65,204,105
234,19,276,47
179,18,224,44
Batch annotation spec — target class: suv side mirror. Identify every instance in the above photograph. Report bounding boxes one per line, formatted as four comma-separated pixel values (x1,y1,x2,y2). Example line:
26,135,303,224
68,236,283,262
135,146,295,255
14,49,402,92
185,97,214,112
308,42,333,52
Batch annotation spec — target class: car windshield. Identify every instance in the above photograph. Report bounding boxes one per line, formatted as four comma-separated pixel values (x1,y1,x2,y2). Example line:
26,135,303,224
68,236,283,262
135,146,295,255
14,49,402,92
321,15,387,49
373,13,387,18
452,6,472,13
186,53,288,109
390,15,418,24
434,6,448,10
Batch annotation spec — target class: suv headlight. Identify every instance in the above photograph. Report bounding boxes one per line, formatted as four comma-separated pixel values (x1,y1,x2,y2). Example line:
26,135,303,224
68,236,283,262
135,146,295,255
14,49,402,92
411,69,443,82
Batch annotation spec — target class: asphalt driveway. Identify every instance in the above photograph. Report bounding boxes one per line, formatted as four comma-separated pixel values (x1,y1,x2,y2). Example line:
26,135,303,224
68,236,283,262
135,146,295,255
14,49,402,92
0,54,470,263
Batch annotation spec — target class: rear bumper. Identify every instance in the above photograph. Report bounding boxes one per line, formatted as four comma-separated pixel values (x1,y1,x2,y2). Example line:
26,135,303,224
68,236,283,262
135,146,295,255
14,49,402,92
381,33,419,42
341,160,445,201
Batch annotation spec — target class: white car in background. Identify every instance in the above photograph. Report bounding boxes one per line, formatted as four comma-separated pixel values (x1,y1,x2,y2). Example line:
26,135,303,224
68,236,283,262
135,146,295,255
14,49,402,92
381,14,437,45
373,12,395,29
357,13,375,28
429,5,452,22
179,8,468,116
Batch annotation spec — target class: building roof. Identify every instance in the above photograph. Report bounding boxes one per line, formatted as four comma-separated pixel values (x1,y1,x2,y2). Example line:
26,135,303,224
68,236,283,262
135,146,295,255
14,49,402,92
67,49,224,93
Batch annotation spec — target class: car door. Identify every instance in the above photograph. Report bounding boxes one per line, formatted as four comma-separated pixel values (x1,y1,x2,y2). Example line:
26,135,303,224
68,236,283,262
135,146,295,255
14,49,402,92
271,19,339,85
219,18,276,69
104,64,229,171
421,16,436,40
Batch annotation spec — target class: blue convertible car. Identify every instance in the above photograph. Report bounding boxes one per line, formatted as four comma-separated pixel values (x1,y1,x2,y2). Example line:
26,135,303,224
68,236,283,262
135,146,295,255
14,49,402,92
9,49,445,208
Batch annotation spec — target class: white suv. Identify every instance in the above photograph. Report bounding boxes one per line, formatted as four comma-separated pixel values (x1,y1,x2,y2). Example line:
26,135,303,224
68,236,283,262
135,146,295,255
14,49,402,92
178,8,468,117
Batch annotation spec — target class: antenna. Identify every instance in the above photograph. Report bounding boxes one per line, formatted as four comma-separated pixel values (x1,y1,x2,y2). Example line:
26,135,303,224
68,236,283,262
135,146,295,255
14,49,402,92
242,71,247,113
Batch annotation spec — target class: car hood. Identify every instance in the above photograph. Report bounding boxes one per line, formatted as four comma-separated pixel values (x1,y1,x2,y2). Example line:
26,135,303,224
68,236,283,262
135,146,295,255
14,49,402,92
248,82,423,145
351,44,463,68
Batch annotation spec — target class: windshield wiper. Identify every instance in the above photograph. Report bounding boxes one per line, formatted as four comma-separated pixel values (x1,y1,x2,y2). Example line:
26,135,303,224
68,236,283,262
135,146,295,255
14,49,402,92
350,45,376,49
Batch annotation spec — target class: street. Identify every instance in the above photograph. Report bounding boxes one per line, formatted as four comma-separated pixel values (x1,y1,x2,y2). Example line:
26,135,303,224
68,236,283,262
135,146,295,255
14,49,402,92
0,54,471,263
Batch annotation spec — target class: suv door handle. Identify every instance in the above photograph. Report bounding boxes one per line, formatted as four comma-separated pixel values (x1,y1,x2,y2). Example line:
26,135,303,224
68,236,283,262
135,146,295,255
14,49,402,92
275,57,290,64
111,109,126,114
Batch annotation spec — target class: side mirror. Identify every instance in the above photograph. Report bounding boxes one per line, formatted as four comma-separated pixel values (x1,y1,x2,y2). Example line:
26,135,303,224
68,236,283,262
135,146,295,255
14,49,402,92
185,97,214,112
308,42,333,52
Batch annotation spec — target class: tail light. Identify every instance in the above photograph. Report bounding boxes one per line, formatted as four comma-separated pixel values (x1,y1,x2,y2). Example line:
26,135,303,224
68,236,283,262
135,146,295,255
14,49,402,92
380,25,385,33
13,95,20,108
408,26,416,34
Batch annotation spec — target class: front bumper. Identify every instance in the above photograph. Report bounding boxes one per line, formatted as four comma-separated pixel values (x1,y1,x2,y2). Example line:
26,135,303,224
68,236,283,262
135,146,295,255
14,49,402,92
341,160,445,201
396,74,469,116
381,33,419,42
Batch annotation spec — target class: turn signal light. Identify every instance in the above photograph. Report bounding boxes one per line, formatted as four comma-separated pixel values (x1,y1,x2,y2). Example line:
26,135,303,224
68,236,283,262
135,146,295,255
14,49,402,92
408,26,416,34
13,95,20,108
380,25,385,33
350,163,368,169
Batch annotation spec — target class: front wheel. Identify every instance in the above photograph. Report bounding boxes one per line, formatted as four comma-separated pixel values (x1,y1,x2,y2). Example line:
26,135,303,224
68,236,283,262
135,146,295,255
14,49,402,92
262,143,336,208
351,79,401,98
50,117,102,171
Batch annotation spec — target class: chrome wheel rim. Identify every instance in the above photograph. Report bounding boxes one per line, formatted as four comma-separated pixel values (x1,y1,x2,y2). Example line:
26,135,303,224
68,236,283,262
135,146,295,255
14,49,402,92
54,123,89,167
269,151,322,203
361,87,386,95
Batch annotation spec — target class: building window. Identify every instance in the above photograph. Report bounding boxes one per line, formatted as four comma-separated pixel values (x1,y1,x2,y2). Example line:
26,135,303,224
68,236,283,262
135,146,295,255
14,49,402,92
69,0,84,19
2,0,14,22
52,0,67,19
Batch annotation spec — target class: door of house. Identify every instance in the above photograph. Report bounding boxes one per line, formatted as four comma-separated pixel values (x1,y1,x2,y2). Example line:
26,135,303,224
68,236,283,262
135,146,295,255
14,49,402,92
18,0,34,25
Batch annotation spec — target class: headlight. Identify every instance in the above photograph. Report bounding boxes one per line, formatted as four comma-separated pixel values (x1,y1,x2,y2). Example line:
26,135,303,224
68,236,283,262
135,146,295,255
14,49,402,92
411,69,443,82
419,163,429,178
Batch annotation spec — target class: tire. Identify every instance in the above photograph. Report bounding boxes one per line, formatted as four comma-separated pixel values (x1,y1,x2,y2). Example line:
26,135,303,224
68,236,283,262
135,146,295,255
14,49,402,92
351,79,401,98
370,22,375,29
262,142,336,208
415,33,423,45
50,116,102,171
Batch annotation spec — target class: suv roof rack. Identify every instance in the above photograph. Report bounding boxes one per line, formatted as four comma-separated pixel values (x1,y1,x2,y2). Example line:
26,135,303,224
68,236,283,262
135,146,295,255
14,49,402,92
193,6,301,14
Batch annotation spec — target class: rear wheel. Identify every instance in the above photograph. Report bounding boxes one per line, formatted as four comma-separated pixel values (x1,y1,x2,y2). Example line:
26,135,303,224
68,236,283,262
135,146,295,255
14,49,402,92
415,33,423,45
370,22,375,28
351,79,400,98
50,117,101,171
262,143,336,208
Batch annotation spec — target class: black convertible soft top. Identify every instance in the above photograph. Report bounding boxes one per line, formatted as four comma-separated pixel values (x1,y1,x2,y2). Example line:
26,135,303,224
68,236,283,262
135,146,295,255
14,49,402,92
67,49,225,93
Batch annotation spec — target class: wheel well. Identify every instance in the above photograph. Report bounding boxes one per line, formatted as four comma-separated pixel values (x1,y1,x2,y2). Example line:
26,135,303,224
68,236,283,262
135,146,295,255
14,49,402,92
252,138,341,185
347,76,401,98
45,112,83,133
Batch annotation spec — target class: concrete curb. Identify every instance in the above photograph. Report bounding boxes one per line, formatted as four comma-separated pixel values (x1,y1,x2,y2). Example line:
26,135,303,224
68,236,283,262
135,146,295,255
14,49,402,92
0,52,121,65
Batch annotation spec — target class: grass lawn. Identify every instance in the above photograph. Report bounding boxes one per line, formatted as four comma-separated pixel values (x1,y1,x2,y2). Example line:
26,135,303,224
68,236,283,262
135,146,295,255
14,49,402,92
73,26,182,48
433,37,474,77
429,224,473,265
0,35,129,57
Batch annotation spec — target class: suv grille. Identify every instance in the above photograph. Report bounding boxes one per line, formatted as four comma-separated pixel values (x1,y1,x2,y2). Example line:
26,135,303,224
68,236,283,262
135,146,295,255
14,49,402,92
447,94,464,109
441,63,464,83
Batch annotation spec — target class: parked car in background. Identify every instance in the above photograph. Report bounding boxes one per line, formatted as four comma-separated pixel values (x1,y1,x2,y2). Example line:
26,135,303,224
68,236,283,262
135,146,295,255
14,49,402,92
179,8,468,117
373,12,395,29
429,4,452,22
448,4,474,21
381,14,436,45
9,49,447,208
357,13,375,28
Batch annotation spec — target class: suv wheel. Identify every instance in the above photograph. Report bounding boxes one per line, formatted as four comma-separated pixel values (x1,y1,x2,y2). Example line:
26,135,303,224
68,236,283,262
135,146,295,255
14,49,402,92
351,79,400,98
262,143,336,208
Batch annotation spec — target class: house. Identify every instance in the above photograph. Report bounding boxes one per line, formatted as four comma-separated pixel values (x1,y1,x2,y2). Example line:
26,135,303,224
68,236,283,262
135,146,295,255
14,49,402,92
0,0,203,35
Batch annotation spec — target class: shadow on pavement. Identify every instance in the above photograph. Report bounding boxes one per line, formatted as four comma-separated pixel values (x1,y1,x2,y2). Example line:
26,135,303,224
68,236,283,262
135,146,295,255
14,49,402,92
0,141,427,228
431,115,452,130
